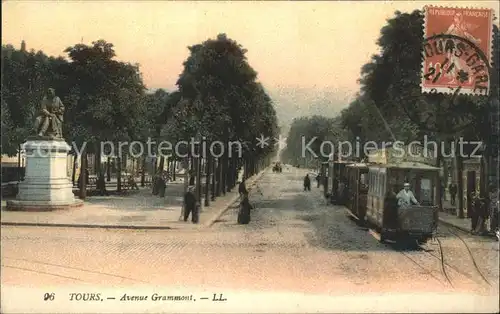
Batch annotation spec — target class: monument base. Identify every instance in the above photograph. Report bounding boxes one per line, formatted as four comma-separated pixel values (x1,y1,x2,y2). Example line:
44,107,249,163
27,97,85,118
6,139,82,212
6,199,84,212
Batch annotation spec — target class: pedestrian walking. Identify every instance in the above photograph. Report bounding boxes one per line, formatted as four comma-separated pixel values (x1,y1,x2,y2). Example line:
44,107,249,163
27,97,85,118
152,174,160,195
332,178,339,201
303,174,311,191
183,186,198,223
239,179,248,197
237,192,253,224
158,175,166,197
384,184,399,232
449,183,457,206
316,174,321,188
472,192,487,235
488,184,499,235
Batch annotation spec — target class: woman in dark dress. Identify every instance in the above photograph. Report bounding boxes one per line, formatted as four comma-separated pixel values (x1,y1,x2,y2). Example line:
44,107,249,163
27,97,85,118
238,192,253,224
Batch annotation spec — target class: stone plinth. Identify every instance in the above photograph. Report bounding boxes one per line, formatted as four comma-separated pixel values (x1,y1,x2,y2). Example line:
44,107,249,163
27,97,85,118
6,139,83,211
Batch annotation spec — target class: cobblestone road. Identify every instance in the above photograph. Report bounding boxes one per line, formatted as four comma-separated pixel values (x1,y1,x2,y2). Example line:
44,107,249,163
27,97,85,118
2,167,498,302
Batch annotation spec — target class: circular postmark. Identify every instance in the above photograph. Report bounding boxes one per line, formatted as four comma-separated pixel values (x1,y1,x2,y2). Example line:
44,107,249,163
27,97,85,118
394,33,494,134
421,33,492,96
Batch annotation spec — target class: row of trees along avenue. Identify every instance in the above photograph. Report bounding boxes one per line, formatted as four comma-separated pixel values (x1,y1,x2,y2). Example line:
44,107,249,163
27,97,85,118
2,34,279,207
282,10,499,218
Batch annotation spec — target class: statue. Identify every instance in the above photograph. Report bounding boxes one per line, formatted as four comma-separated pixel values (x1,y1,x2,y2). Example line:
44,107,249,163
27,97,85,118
33,88,64,139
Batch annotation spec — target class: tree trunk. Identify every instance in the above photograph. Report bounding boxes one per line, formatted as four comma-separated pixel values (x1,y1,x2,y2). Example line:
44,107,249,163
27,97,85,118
457,153,464,218
214,158,220,196
436,142,443,212
159,156,165,174
141,156,146,187
232,156,238,188
247,156,252,179
95,143,107,196
479,156,486,198
227,157,233,192
205,153,211,207
106,157,111,181
79,148,87,200
180,156,189,221
152,157,158,176
117,156,122,192
251,157,255,176
222,151,228,194
94,154,98,174
197,155,202,209
211,158,216,201
173,159,177,181
442,158,448,201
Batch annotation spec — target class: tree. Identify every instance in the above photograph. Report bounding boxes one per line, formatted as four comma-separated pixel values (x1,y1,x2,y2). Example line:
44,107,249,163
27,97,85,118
63,40,146,196
360,10,498,138
282,115,344,166
356,10,499,215
1,99,16,156
1,44,65,156
176,33,278,205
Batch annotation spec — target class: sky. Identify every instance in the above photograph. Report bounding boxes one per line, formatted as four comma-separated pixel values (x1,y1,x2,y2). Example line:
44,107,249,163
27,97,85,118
3,1,499,126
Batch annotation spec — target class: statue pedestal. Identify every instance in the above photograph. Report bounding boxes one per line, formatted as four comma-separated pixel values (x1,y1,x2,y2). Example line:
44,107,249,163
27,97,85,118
6,139,83,211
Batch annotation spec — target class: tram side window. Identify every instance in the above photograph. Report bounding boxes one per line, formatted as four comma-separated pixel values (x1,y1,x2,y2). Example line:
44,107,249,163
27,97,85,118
360,173,367,191
368,173,372,193
420,178,432,205
369,172,374,193
381,174,385,196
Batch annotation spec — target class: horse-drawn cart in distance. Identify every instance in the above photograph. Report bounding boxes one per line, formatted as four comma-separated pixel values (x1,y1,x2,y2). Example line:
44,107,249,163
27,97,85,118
272,162,282,173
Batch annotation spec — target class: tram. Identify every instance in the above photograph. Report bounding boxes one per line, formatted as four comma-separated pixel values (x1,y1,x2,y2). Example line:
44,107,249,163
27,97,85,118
365,145,439,244
345,163,369,224
326,154,354,205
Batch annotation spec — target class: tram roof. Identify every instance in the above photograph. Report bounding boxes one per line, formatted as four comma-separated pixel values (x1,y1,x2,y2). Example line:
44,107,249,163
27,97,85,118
368,161,439,170
321,160,353,164
346,163,368,168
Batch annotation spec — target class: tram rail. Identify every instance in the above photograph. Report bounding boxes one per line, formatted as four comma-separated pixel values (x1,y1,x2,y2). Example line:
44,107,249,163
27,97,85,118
445,227,492,287
396,227,493,289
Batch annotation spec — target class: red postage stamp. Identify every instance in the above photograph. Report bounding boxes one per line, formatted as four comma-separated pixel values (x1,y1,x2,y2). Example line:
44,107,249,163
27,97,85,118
422,6,494,96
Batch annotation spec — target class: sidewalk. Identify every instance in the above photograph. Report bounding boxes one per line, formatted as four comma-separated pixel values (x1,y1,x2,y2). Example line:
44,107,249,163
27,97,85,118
438,211,471,233
1,168,268,230
438,210,498,239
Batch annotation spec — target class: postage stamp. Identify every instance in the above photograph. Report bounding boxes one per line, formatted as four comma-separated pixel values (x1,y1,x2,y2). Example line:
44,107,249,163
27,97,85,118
422,6,494,96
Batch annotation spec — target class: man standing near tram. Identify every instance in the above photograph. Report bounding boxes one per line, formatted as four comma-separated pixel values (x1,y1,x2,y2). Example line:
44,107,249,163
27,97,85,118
396,183,420,207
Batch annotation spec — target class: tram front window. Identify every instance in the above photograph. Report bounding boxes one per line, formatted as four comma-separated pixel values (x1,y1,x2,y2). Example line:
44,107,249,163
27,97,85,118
359,173,368,192
396,183,420,207
419,178,433,206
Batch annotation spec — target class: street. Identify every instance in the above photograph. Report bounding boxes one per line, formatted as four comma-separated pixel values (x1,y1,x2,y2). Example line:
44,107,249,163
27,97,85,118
2,167,498,301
